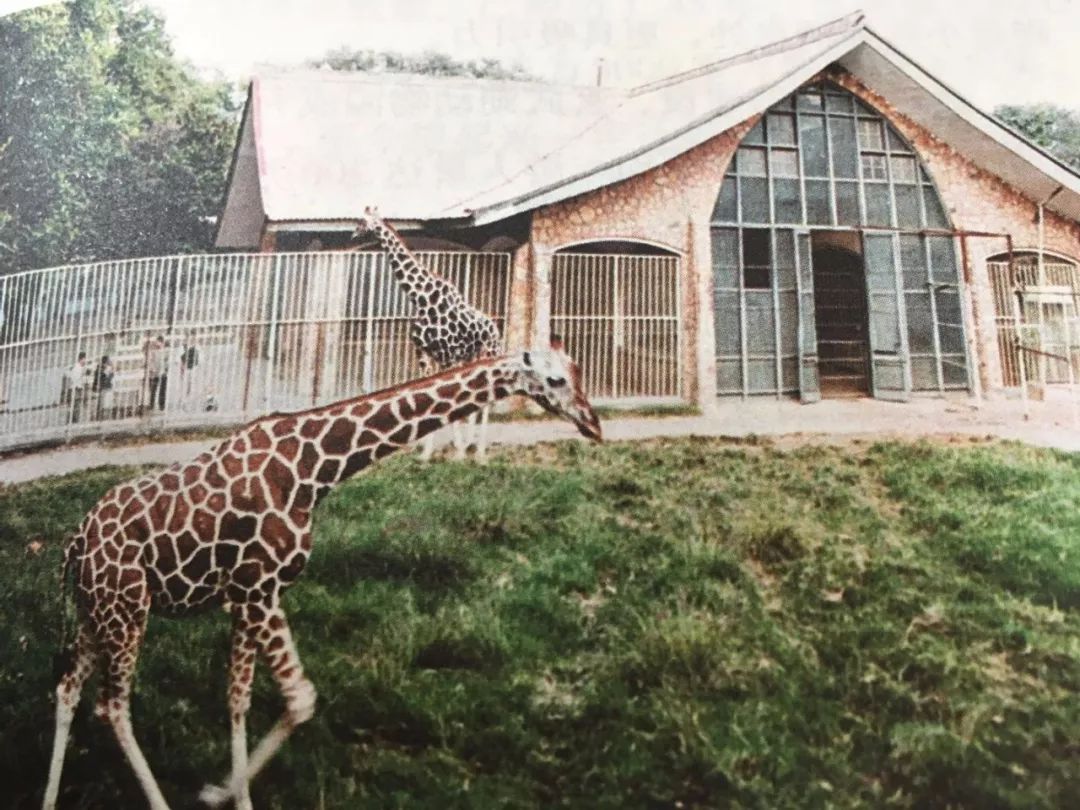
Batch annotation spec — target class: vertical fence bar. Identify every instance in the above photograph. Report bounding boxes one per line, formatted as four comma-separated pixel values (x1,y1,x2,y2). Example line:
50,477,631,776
264,254,281,411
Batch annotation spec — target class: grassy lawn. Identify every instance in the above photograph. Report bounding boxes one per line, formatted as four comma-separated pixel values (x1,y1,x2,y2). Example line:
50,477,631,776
0,437,1078,808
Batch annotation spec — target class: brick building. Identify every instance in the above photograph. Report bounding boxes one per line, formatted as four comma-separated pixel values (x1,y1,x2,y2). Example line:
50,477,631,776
216,12,1080,407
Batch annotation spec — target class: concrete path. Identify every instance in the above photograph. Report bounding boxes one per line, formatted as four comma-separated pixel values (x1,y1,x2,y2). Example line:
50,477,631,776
1,396,1077,485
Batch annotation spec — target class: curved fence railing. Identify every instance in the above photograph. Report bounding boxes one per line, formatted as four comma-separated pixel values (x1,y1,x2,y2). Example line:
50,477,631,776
0,250,511,452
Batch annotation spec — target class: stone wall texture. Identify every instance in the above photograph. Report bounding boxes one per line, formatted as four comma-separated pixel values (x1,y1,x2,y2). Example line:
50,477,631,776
527,68,1080,405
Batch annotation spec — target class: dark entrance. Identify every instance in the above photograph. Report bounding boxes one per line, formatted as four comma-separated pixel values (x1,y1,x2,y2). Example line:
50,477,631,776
812,245,869,397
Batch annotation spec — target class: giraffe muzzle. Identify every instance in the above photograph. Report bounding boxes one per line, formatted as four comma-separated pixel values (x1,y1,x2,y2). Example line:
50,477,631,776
573,403,603,443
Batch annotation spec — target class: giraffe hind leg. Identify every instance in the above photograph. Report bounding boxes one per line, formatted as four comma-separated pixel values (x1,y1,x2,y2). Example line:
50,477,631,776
94,594,171,810
42,624,97,810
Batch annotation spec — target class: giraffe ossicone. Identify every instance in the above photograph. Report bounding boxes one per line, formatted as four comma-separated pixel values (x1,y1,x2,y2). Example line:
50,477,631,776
42,349,600,810
355,207,503,461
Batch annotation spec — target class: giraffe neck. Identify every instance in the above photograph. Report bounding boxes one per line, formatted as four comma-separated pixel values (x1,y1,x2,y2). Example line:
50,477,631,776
257,356,518,499
371,220,434,308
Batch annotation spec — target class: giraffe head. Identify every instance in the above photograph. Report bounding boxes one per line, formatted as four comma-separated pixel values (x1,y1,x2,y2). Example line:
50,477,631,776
513,340,602,442
353,206,382,240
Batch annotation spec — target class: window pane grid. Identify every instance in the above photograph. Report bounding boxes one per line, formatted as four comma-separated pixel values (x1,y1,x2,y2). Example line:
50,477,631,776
709,80,962,398
714,83,947,233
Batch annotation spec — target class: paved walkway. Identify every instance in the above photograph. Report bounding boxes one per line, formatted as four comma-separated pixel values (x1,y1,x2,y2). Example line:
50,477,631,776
1,396,1077,485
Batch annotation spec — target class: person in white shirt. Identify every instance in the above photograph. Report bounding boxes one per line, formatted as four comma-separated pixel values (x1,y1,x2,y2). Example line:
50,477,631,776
65,351,90,423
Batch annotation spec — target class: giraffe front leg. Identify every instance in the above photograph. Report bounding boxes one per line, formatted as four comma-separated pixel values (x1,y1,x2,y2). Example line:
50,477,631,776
199,608,259,810
420,431,437,461
475,405,491,465
451,419,469,461
416,353,439,461
200,604,316,808
42,625,97,810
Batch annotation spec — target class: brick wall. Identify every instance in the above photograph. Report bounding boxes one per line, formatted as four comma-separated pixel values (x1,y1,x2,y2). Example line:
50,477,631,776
526,70,1080,404
530,120,757,406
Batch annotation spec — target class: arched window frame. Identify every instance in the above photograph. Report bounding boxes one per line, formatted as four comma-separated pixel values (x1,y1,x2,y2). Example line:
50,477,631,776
712,79,952,235
710,80,968,398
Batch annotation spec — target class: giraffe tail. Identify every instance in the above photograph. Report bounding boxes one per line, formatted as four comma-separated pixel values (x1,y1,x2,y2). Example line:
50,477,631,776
52,533,83,679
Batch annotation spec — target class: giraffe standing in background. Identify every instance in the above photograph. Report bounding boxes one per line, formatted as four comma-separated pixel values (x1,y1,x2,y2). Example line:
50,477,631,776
354,207,502,461
42,347,601,810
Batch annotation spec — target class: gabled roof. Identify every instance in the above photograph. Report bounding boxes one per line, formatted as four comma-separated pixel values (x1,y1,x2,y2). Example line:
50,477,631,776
215,11,1080,248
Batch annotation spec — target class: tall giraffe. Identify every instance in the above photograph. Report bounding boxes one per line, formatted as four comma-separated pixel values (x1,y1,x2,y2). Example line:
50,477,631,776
354,207,502,461
42,348,601,810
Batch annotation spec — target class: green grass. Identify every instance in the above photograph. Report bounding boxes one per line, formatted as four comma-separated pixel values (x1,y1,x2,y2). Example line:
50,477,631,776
1,437,1078,809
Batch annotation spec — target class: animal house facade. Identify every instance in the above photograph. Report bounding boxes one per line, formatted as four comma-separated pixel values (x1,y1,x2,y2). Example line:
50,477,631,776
3,12,1080,451
214,12,1080,408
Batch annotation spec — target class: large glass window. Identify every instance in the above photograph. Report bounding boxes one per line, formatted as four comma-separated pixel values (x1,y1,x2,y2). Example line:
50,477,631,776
714,80,949,233
711,80,962,397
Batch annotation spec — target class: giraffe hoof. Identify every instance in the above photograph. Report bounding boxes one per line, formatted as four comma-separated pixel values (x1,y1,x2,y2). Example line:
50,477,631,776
198,783,230,807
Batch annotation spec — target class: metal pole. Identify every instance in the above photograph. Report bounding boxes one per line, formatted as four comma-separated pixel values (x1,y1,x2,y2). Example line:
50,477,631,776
1037,203,1047,389
361,252,378,392
1011,287,1030,421
1065,314,1078,428
65,265,88,442
264,254,282,410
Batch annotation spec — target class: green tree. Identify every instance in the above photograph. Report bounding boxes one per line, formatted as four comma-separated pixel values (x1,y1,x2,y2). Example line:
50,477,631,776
0,0,239,273
995,103,1080,171
307,47,534,81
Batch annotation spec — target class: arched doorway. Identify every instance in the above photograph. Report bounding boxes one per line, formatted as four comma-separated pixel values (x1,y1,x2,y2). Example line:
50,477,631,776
550,240,681,401
710,80,969,400
987,250,1080,386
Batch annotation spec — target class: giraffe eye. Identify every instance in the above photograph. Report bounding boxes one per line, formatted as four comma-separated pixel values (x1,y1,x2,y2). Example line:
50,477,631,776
547,377,566,388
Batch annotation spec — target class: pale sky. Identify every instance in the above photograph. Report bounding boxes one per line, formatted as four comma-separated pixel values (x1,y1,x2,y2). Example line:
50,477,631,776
2,1,1079,108
140,0,1080,109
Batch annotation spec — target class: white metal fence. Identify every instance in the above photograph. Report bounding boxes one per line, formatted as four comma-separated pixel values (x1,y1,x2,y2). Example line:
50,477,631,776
550,253,682,401
988,260,1080,387
0,250,510,451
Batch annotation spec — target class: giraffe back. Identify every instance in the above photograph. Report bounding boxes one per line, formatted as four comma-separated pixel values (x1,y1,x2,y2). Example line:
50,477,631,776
410,275,502,366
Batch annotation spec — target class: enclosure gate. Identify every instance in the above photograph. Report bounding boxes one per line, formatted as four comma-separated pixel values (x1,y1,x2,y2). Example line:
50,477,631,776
0,250,510,451
988,260,1080,386
550,253,682,402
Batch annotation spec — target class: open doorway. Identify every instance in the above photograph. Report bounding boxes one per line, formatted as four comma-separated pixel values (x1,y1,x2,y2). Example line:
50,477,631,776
811,232,869,398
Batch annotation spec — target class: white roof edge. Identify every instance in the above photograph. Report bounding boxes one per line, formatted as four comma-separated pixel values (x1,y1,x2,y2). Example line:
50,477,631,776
630,10,865,96
470,30,868,226
862,28,1080,203
266,218,446,232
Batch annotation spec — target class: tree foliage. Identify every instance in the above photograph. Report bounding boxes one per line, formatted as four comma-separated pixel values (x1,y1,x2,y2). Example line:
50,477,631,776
0,0,240,273
307,47,534,81
995,103,1080,171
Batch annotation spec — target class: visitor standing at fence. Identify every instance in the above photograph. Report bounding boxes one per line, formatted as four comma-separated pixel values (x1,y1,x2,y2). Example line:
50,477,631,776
93,355,114,420
181,336,199,410
64,351,91,423
145,335,168,411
